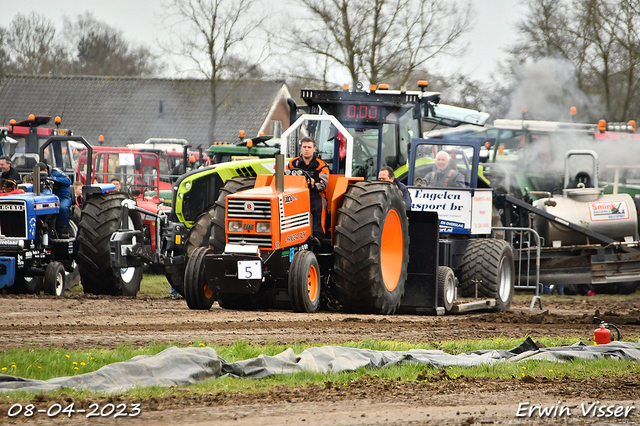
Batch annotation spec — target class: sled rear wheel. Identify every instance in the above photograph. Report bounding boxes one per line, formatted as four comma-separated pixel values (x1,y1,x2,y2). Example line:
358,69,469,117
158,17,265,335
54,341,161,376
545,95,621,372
460,239,514,311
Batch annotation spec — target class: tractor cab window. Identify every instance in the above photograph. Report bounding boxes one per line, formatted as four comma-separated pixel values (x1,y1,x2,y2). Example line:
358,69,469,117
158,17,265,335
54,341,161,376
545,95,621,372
349,127,378,180
411,143,475,188
299,103,419,181
42,141,75,171
312,123,379,180
158,152,170,176
90,152,159,194
11,137,76,173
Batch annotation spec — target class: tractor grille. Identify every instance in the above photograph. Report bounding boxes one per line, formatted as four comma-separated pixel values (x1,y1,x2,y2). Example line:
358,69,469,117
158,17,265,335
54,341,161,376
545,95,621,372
0,201,27,239
227,199,271,219
228,234,272,248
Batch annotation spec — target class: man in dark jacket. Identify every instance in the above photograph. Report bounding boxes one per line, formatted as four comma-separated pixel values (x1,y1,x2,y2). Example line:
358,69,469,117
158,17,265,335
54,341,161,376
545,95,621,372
0,156,21,184
424,151,465,188
288,136,329,242
378,166,411,210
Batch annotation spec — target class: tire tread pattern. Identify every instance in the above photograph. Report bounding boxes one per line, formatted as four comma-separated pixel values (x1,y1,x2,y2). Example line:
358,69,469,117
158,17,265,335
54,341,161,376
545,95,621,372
77,193,140,295
459,238,514,311
333,181,409,314
184,246,215,310
288,251,320,313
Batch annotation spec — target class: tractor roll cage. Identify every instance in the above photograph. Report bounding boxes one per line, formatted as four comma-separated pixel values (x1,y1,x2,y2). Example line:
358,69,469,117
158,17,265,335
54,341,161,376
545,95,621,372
281,114,355,177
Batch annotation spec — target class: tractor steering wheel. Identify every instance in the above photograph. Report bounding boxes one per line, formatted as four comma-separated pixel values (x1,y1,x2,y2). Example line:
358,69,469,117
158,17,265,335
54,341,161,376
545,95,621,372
414,177,427,187
288,168,314,187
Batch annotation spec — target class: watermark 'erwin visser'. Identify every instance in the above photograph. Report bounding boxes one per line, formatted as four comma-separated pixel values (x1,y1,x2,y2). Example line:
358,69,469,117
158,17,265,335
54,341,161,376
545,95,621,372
516,401,635,418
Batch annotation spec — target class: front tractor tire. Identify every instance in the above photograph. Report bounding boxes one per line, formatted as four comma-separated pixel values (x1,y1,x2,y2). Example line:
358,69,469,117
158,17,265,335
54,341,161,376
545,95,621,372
184,176,257,259
77,192,143,296
44,262,66,297
184,246,215,310
288,250,321,313
459,239,515,312
333,181,409,314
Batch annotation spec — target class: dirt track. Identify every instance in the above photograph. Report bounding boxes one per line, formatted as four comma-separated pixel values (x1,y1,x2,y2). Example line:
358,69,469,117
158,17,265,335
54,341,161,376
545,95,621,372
1,293,640,425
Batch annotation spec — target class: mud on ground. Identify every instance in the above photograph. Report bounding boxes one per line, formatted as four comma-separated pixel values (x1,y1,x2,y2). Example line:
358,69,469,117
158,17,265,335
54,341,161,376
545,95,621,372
1,293,640,425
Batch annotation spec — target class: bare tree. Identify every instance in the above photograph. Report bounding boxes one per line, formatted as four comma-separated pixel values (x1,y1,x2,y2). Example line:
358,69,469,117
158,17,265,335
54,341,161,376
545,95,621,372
162,0,269,144
5,12,66,75
286,0,473,87
509,0,640,122
62,13,159,77
0,27,11,82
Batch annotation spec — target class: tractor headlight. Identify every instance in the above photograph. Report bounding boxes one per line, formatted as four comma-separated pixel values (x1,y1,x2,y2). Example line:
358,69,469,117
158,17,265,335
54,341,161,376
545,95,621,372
228,221,243,232
256,221,271,233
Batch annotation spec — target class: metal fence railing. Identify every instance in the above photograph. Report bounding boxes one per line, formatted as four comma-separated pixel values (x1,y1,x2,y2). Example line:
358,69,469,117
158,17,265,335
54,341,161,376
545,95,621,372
492,226,544,311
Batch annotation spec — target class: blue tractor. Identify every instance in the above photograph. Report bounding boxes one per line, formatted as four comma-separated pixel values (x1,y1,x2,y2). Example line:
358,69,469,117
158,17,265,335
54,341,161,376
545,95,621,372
0,136,118,296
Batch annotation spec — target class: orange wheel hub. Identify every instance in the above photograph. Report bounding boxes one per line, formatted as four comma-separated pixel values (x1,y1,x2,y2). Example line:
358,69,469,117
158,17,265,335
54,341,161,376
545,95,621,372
307,264,319,302
380,209,403,291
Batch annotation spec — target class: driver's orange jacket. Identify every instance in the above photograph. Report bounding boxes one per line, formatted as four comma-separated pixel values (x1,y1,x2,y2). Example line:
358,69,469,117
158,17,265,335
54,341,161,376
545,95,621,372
287,155,329,195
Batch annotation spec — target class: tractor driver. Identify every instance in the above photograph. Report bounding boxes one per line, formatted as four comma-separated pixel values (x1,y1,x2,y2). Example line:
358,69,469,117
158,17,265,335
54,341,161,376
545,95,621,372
288,136,329,243
36,162,72,238
378,166,411,210
0,155,21,184
424,151,465,188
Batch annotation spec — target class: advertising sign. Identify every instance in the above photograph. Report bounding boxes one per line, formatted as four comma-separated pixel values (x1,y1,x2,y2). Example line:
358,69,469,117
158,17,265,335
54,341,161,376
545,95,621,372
409,188,492,235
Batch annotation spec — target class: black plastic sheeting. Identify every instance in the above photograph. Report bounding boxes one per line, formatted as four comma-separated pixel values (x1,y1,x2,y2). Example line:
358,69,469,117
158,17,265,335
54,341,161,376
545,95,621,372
1,339,639,394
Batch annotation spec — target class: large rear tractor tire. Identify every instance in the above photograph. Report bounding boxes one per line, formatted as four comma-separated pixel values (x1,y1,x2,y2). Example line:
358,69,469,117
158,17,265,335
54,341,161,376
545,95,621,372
333,181,409,314
288,250,321,313
437,266,456,313
184,246,215,310
459,239,515,311
184,176,256,258
44,262,66,297
77,192,143,296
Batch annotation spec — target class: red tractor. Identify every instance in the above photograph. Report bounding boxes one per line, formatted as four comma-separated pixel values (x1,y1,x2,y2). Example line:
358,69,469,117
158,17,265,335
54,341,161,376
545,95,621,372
75,146,175,295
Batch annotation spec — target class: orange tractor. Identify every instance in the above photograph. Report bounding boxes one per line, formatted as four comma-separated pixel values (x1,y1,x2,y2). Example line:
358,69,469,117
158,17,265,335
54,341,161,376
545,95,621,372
185,125,409,313
183,86,515,314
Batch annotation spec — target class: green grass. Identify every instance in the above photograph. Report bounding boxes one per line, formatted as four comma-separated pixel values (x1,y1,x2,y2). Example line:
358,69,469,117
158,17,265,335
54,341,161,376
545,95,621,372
1,337,639,401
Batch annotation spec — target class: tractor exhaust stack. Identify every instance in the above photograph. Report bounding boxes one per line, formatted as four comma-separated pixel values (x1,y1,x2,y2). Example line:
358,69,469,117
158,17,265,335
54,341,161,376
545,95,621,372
275,154,284,193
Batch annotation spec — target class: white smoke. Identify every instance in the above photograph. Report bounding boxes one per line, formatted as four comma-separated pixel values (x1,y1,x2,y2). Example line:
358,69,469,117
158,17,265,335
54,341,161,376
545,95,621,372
506,58,604,122
500,131,640,192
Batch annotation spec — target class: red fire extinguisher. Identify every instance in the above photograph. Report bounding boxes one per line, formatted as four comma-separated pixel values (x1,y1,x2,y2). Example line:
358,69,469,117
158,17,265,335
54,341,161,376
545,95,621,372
594,317,621,345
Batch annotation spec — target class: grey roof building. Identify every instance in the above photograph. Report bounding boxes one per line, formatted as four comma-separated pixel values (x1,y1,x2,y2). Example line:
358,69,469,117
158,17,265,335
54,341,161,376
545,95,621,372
0,75,293,147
